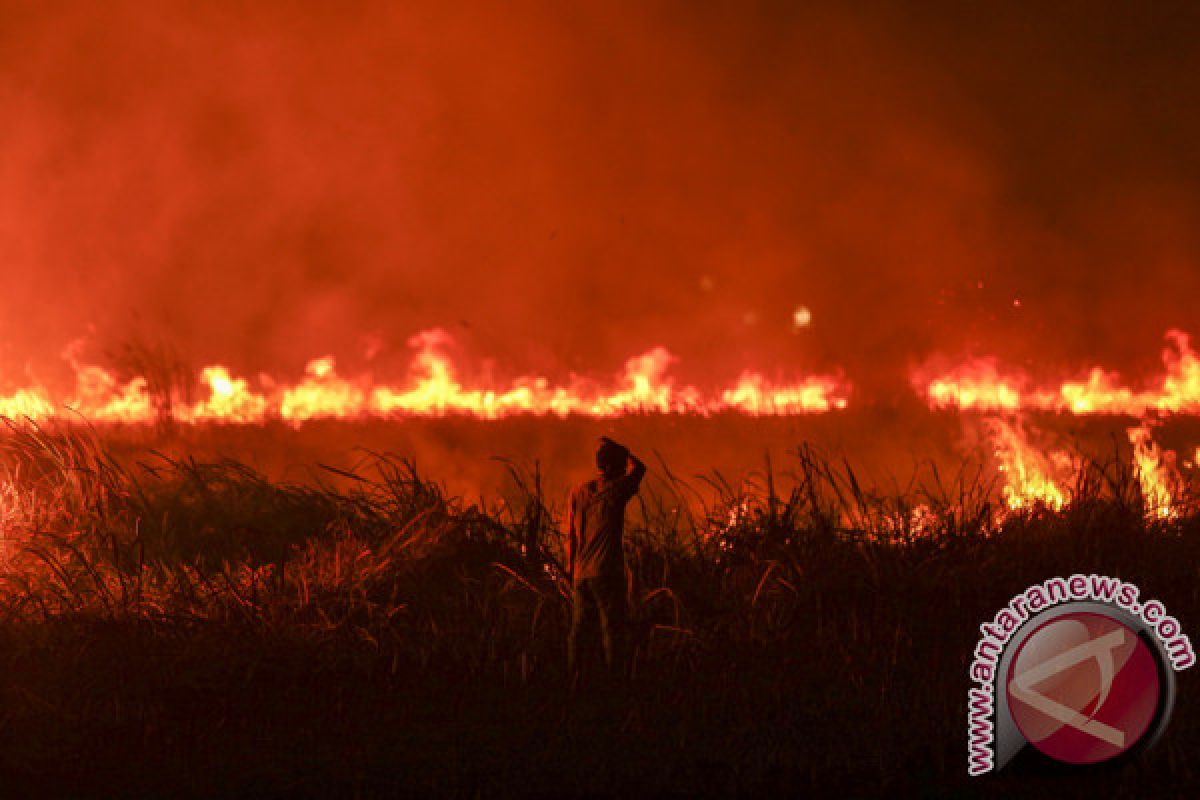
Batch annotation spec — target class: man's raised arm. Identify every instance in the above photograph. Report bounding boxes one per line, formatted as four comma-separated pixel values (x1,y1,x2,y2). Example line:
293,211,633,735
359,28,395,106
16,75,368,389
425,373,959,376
627,451,646,485
597,435,646,498
618,448,646,500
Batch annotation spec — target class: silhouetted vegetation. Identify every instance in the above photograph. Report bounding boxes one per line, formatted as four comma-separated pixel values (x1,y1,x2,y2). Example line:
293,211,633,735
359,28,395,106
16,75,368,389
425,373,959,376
0,420,1196,797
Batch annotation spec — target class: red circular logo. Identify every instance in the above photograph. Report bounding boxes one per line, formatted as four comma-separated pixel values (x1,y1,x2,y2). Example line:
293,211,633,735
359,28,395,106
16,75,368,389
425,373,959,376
1006,612,1161,765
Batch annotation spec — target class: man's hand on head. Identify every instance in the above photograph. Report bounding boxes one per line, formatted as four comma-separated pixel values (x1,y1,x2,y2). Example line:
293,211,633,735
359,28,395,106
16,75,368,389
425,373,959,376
596,436,637,478
598,436,629,456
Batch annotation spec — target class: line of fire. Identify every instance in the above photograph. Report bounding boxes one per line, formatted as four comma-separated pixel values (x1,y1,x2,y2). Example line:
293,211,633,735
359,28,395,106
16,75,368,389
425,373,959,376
3,327,1197,522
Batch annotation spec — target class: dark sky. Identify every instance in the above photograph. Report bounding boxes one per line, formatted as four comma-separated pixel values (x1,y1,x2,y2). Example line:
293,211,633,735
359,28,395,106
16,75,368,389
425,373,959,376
1,0,1198,393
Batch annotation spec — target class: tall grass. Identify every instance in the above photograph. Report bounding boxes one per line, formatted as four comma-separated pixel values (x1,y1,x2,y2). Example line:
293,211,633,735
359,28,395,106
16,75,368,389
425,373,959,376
0,420,1197,797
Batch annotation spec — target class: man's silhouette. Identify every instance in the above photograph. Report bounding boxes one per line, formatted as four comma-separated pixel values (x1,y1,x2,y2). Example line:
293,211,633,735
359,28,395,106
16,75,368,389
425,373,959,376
567,436,646,680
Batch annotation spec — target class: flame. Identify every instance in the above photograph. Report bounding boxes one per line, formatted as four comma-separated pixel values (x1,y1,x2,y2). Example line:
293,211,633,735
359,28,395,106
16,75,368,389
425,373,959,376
981,417,1184,521
0,388,55,421
70,366,154,424
1127,423,1180,520
918,334,1200,521
280,357,367,424
0,330,849,425
985,417,1075,513
183,367,269,424
919,329,1200,416
10,327,1200,425
1,327,1195,527
875,504,940,541
924,358,1023,412
721,372,847,414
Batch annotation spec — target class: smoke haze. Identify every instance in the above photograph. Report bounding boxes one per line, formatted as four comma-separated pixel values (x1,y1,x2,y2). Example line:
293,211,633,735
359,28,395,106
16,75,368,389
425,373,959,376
2,1,1199,395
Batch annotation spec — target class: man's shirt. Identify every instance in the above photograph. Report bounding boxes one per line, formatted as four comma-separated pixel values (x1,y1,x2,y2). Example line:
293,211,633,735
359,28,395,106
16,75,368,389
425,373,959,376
568,465,645,583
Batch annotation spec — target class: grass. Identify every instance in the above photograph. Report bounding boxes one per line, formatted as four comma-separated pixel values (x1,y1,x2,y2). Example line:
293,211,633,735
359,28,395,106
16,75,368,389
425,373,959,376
0,418,1197,797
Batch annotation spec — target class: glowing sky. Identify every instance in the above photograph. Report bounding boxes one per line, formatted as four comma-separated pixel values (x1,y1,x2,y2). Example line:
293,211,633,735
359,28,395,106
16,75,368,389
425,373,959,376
1,1,1198,392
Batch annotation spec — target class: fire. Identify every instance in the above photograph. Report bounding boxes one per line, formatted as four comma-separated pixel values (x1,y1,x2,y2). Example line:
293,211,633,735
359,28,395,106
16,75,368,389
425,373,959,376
919,329,1200,416
9,327,1200,425
70,366,154,424
581,347,681,416
1,327,1195,526
919,333,1200,520
924,358,1023,412
980,417,1186,521
876,504,940,541
985,417,1075,513
1056,368,1141,415
0,330,849,425
1158,330,1200,413
0,389,55,421
1127,423,1180,520
721,372,847,414
280,358,367,424
371,342,847,419
184,367,269,424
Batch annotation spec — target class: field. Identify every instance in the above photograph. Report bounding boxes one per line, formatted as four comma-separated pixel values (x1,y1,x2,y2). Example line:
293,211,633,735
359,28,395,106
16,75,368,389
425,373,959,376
0,413,1197,797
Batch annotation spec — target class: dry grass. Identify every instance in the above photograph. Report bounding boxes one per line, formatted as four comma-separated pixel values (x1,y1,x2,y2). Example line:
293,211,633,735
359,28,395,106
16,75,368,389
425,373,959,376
0,419,1196,797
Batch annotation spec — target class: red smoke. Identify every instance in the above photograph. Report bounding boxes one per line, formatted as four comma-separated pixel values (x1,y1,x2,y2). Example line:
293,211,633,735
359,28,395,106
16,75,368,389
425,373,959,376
1,1,1198,396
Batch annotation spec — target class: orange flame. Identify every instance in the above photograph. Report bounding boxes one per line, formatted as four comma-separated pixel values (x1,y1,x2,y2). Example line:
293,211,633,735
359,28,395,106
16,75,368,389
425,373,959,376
70,366,155,424
0,389,55,421
985,417,1075,513
0,330,849,425
1127,423,1180,520
924,358,1023,412
919,329,1200,416
183,367,270,424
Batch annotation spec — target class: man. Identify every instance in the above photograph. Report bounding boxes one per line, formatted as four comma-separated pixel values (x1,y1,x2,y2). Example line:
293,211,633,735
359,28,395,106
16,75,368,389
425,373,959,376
566,436,646,681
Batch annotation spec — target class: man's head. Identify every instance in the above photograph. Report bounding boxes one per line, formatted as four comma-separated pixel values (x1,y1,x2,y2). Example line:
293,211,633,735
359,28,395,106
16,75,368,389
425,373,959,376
595,437,628,478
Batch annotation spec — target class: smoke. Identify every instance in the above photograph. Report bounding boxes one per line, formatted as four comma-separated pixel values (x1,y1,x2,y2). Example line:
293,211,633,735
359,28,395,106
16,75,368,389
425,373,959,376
2,1,1199,395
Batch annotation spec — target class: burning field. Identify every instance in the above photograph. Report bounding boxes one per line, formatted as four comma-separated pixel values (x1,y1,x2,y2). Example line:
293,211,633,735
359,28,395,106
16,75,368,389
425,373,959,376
2,329,1200,796
6,324,1200,518
3,1,1200,797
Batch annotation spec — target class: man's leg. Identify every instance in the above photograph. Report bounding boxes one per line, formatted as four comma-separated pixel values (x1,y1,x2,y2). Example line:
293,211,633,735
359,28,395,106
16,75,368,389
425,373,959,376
594,573,628,678
567,581,592,680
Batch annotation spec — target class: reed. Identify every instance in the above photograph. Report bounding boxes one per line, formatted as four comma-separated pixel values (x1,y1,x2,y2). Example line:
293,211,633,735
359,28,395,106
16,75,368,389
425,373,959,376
0,420,1195,796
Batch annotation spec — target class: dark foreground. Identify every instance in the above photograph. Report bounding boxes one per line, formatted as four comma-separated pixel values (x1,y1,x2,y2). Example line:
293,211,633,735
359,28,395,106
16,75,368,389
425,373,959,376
0,424,1197,797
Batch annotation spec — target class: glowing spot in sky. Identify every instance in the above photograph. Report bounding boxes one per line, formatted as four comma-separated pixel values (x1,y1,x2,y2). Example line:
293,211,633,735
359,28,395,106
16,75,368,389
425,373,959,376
792,306,812,330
